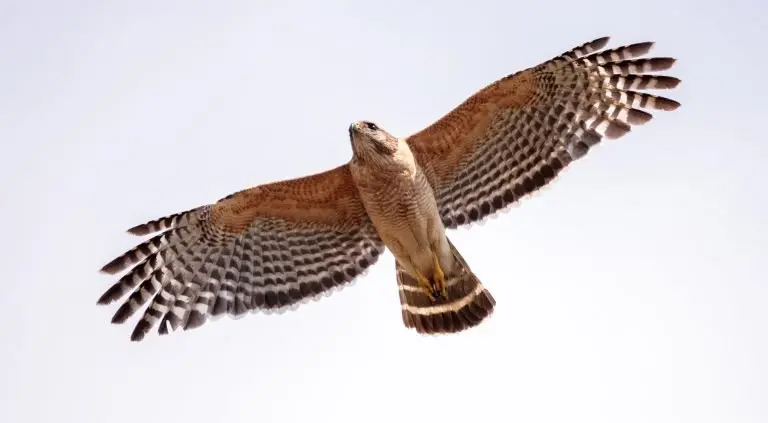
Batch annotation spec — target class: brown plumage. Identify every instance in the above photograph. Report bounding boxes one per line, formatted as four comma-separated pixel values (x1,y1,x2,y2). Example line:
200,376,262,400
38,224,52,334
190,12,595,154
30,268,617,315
98,36,680,341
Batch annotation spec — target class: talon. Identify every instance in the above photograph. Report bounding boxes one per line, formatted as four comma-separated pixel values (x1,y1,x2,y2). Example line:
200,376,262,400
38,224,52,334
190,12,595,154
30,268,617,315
432,253,448,300
416,273,437,301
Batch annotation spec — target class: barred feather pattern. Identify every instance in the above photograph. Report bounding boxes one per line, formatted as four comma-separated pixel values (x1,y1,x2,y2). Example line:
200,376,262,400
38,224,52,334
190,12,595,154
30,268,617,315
417,37,681,228
397,237,495,334
99,207,386,341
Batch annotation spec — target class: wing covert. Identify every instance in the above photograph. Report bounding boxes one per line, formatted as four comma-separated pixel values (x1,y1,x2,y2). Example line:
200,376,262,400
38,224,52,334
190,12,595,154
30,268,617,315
98,164,385,341
406,37,681,228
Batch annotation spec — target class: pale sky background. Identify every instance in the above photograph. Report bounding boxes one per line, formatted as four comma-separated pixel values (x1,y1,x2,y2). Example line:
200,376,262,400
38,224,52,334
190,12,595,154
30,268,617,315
1,1,766,422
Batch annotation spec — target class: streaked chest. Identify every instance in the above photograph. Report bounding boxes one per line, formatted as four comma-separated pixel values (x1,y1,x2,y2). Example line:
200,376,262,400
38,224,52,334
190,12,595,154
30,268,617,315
351,161,437,224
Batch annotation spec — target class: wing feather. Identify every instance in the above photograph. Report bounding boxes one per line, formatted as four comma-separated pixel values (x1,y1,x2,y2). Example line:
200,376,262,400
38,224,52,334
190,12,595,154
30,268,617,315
405,37,681,228
98,164,385,341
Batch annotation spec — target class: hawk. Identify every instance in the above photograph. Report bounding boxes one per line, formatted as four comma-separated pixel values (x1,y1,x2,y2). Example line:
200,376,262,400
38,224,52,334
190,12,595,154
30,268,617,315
99,36,680,341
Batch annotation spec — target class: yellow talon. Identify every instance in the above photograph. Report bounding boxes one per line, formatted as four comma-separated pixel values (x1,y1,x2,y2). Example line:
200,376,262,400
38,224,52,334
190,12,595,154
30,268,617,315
411,254,448,302
432,253,448,300
416,272,436,301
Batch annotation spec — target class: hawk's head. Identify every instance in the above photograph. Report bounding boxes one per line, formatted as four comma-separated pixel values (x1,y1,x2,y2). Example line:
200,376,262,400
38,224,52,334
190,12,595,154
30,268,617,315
348,120,399,160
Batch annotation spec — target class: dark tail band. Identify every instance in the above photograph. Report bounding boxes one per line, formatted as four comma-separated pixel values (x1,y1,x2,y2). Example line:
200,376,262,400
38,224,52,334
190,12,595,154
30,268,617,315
396,238,495,334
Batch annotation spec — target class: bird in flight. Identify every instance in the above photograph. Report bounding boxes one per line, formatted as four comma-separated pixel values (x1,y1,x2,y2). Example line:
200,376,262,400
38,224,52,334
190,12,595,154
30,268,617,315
99,36,681,341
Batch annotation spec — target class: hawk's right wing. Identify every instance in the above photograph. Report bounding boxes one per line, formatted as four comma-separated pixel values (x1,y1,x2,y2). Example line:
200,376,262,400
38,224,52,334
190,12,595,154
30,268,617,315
98,164,386,341
405,37,681,228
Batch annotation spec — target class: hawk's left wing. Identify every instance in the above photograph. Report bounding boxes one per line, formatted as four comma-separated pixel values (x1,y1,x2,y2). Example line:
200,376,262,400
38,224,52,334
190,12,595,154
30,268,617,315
98,164,385,341
405,37,681,228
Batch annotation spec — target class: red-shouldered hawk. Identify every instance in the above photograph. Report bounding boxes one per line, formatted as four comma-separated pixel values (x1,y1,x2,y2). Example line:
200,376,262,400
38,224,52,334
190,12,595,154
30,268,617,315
99,36,680,341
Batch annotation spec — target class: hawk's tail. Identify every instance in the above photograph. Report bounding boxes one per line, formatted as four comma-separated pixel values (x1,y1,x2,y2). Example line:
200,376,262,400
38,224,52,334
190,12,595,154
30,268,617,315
396,237,495,334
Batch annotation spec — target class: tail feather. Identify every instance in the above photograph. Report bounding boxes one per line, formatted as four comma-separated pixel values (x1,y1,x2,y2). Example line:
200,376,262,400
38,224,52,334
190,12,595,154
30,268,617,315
397,238,495,334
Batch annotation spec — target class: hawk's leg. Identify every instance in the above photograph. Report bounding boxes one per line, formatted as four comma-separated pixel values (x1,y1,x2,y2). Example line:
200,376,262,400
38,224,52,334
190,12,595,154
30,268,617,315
413,253,448,302
415,272,437,302
431,252,448,300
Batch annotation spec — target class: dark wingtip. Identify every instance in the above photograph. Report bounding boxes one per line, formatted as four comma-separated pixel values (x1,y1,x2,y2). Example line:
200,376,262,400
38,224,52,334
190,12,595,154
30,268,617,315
651,57,677,71
96,286,119,305
627,41,655,57
130,321,150,342
591,36,611,50
604,119,632,139
661,76,682,89
126,223,152,236
158,317,171,335
627,109,653,125
663,98,681,111
111,302,133,324
99,257,126,275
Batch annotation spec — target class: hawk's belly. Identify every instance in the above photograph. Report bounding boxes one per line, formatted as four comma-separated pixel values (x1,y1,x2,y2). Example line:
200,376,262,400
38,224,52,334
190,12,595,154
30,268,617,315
354,167,451,278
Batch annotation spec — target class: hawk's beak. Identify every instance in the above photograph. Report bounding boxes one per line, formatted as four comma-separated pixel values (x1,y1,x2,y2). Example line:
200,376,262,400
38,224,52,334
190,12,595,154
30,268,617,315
348,122,358,138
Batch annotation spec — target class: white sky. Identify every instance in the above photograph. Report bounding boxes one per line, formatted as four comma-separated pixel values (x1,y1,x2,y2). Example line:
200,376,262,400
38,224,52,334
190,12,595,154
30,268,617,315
2,1,766,422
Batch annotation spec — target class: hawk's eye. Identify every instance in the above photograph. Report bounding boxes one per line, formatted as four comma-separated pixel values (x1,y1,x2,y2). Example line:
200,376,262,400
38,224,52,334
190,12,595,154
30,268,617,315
365,122,378,131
